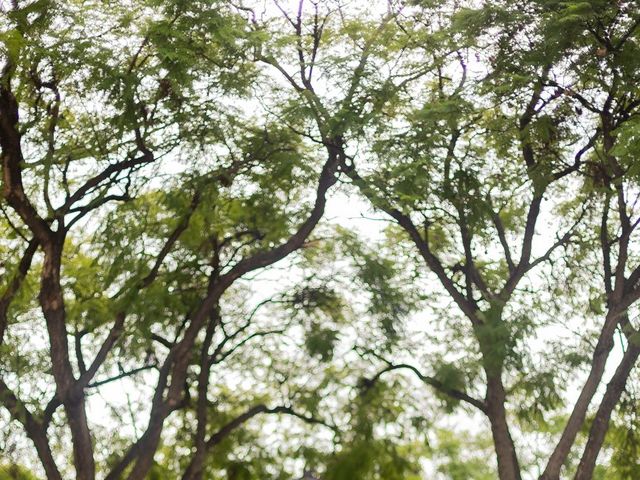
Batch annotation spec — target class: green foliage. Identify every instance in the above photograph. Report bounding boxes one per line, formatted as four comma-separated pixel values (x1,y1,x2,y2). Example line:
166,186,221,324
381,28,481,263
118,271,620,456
323,381,423,480
2,0,640,479
146,462,173,480
429,429,496,480
512,370,563,428
599,393,640,479
0,465,39,480
338,229,423,348
324,439,422,480
305,325,340,362
432,363,467,412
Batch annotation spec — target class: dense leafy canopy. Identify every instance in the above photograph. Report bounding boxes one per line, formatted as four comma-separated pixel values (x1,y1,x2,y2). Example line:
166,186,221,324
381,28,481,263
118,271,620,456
1,0,640,479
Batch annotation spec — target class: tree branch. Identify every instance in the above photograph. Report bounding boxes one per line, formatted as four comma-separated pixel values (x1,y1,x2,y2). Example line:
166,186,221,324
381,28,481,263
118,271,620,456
0,239,37,346
364,362,487,413
0,379,62,480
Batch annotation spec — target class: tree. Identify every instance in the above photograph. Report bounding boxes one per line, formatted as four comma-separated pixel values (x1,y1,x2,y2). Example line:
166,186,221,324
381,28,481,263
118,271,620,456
0,0,420,479
2,0,640,479
0,0,344,478
305,1,640,479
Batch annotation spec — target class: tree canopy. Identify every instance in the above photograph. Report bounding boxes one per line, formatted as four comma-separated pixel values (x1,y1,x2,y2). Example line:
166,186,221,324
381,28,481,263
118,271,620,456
1,0,640,479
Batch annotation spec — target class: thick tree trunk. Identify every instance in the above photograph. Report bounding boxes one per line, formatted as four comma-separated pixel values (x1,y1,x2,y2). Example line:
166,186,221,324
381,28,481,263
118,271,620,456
486,374,522,480
126,148,341,480
40,245,96,480
573,343,640,480
1,82,95,480
64,394,96,480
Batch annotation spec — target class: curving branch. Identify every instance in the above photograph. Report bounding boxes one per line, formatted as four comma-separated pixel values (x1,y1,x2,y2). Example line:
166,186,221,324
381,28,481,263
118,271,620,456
123,143,342,480
364,361,487,413
344,166,482,325
182,402,336,480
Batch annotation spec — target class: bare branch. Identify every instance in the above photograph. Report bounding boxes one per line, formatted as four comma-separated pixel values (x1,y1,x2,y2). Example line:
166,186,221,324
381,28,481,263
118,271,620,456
364,362,487,413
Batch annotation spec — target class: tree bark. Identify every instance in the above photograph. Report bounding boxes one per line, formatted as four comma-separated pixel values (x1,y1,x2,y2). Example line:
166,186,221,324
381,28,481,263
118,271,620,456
181,314,217,480
0,239,38,346
486,374,522,480
540,309,620,480
2,76,97,480
124,144,341,480
40,243,96,480
573,343,640,480
0,379,62,480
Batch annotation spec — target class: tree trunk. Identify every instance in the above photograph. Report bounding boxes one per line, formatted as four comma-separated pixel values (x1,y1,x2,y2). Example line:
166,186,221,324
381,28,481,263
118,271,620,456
40,244,96,480
182,315,217,480
126,417,166,480
486,374,522,480
540,309,619,480
574,343,640,480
